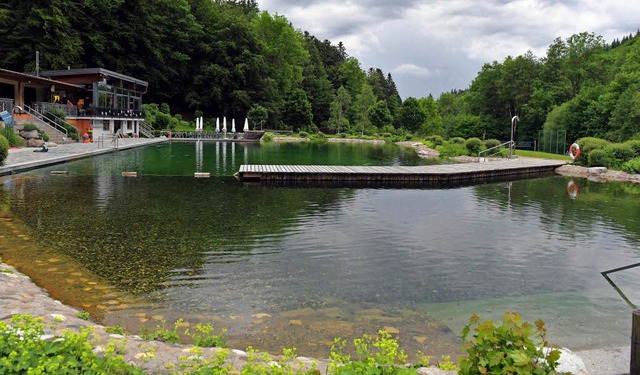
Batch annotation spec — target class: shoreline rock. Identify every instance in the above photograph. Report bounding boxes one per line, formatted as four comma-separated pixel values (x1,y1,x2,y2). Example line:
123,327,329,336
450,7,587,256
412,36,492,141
395,141,440,159
555,164,640,183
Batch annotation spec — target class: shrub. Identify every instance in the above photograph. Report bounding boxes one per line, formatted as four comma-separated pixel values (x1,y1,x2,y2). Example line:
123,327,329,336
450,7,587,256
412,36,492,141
316,131,326,138
329,330,414,375
436,142,467,158
2,127,23,147
0,314,144,374
588,149,611,167
298,131,309,138
484,139,501,149
261,132,275,143
428,135,445,146
459,312,560,375
22,123,40,132
622,157,640,174
451,137,465,144
0,134,8,165
622,140,640,157
605,143,635,167
576,137,610,157
465,137,483,156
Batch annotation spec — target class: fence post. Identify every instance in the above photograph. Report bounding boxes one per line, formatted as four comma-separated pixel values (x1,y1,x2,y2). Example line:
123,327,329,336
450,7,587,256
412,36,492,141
633,310,640,375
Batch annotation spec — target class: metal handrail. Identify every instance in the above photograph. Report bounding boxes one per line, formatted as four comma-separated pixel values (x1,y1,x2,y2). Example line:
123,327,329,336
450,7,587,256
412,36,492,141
16,104,70,139
478,140,515,161
139,121,155,138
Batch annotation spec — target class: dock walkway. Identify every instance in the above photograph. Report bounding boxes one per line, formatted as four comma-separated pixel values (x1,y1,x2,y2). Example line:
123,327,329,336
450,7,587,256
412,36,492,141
238,158,567,186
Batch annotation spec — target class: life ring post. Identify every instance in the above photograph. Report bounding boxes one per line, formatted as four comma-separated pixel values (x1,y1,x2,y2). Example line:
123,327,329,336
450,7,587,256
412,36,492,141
569,142,581,161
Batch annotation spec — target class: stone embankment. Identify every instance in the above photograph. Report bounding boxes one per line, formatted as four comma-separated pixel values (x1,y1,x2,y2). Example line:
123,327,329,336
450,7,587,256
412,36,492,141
556,164,640,183
0,260,452,375
395,141,440,158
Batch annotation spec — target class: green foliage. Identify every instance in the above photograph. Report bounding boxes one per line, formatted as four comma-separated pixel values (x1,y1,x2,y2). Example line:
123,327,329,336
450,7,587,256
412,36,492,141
248,105,269,130
75,311,90,320
261,132,275,143
575,137,610,165
428,135,445,146
605,143,635,167
436,141,468,158
184,323,227,348
140,319,182,344
298,131,309,138
622,157,640,174
22,123,40,132
242,347,317,375
451,137,465,144
623,140,640,157
465,137,483,156
588,149,612,167
459,312,560,375
0,134,8,166
437,355,459,371
2,127,24,147
0,314,144,374
105,326,126,335
329,330,416,375
484,139,501,149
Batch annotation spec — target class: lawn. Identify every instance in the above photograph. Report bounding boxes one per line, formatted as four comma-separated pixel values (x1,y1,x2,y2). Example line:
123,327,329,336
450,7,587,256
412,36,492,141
514,149,572,161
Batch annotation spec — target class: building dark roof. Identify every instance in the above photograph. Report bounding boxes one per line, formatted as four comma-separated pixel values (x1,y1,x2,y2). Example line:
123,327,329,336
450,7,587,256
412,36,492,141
39,68,148,87
0,68,83,90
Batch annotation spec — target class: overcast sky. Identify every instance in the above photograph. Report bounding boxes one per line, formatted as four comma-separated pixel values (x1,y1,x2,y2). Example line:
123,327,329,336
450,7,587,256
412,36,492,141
258,0,640,99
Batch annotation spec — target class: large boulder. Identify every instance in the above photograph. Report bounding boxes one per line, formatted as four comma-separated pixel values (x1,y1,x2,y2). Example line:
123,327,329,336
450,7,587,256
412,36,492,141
20,130,39,139
26,139,45,147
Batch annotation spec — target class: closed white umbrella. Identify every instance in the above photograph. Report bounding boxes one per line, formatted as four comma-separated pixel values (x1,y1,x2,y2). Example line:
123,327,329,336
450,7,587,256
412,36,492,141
232,118,236,133
243,118,249,132
222,117,227,132
216,117,220,132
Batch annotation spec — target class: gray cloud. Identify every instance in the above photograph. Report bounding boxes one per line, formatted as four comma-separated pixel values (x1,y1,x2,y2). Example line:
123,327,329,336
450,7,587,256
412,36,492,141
259,0,640,98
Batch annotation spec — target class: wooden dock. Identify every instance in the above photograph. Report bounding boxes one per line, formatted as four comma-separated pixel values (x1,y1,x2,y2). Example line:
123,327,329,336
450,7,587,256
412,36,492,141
237,158,567,187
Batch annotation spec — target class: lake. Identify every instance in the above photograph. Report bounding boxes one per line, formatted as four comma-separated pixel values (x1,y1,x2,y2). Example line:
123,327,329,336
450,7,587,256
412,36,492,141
0,141,638,359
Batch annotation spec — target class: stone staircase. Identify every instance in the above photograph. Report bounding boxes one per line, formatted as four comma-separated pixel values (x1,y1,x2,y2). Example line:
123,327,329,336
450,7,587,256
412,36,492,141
13,113,73,144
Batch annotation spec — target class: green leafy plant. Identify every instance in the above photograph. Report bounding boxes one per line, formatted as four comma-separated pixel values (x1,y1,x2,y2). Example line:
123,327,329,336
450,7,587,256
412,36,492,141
2,127,24,147
622,157,640,174
437,355,458,371
184,323,227,348
329,330,416,375
22,123,40,132
428,135,445,146
261,132,275,143
588,148,611,167
298,131,309,138
0,134,9,165
105,325,126,335
0,314,144,374
459,312,560,375
464,137,483,156
75,311,90,320
242,347,317,375
484,139,501,149
450,137,465,144
140,319,182,344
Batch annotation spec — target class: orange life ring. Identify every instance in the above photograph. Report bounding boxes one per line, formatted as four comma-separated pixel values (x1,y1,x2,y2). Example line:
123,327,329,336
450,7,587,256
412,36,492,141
569,143,580,160
567,179,578,198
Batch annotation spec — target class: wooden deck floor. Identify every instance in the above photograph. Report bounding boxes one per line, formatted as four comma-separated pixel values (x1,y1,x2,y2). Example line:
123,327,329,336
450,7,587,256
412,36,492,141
237,158,567,186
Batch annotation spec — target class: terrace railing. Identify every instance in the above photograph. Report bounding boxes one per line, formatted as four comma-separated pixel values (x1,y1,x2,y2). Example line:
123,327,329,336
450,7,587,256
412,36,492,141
34,102,145,119
0,98,14,112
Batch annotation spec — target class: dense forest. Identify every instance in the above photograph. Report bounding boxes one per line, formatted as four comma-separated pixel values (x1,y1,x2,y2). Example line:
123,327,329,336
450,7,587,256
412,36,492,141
1,0,639,143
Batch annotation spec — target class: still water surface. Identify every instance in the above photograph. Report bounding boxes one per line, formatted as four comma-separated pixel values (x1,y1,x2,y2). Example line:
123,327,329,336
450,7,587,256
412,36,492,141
0,141,639,358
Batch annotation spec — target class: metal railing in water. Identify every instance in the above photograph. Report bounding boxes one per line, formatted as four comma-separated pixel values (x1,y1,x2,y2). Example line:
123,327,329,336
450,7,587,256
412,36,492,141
478,140,515,161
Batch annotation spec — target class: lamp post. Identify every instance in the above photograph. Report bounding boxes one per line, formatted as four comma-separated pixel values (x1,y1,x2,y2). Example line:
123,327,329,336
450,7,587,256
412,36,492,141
510,116,519,159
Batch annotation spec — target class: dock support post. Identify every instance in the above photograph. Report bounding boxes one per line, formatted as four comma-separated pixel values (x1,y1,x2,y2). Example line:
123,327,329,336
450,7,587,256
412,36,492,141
632,310,640,375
